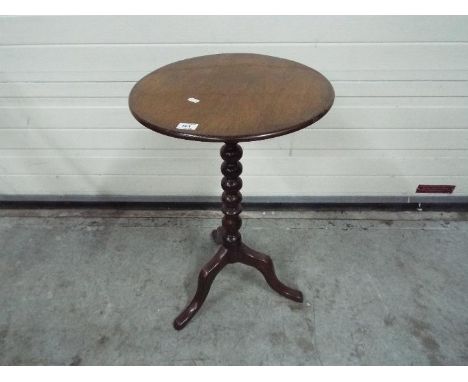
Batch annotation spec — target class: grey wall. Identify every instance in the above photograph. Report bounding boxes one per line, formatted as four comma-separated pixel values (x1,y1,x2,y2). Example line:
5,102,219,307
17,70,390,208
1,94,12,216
1,16,468,200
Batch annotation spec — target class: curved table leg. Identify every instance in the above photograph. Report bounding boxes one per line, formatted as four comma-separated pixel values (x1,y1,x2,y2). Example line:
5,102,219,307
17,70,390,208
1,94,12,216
173,246,230,330
211,226,224,245
240,243,303,303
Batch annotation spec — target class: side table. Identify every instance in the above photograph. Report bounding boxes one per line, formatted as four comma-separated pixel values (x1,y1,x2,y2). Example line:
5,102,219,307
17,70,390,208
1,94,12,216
129,53,334,330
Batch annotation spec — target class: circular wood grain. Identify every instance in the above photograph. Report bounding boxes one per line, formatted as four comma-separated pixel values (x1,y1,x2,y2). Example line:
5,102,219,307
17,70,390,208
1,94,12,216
129,53,334,142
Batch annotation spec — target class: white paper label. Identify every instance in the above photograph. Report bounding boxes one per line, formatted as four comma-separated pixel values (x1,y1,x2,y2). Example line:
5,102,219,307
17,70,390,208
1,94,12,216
176,122,198,130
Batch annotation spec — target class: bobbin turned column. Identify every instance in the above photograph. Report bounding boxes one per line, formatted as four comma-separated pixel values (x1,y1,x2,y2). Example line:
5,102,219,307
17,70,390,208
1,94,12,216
220,142,243,258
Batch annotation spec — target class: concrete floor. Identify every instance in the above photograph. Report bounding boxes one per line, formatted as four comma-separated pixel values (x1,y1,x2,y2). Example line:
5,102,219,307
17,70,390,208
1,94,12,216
0,207,467,365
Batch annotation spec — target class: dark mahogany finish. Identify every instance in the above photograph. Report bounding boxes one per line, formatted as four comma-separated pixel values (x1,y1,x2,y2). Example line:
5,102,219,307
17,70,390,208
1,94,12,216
128,53,335,330
129,53,334,142
173,143,303,330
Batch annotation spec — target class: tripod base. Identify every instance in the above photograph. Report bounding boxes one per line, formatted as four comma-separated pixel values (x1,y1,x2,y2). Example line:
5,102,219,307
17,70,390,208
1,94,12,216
173,227,303,330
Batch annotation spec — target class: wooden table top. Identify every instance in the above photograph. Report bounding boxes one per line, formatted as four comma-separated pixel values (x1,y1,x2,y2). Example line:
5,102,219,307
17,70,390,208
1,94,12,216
129,53,334,142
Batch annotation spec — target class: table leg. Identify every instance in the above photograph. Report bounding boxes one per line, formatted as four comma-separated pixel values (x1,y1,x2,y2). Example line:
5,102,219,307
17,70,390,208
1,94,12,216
211,226,224,245
173,141,303,330
173,246,230,330
240,243,303,302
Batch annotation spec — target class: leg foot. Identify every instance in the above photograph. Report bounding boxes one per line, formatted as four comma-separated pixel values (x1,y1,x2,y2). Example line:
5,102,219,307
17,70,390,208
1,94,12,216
240,243,303,303
173,246,229,330
211,226,224,245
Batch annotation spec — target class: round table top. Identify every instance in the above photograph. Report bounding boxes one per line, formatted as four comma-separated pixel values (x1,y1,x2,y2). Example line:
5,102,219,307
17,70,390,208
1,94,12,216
129,53,334,142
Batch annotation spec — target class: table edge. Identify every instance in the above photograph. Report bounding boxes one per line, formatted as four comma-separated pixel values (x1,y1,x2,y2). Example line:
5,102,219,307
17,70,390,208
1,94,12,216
128,96,335,143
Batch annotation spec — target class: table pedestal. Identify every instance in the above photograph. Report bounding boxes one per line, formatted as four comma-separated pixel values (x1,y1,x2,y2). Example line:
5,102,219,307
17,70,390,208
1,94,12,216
173,142,303,330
